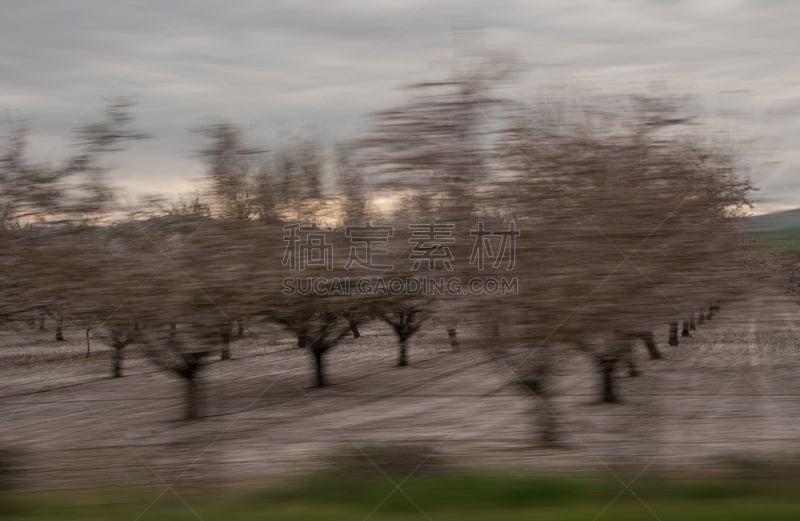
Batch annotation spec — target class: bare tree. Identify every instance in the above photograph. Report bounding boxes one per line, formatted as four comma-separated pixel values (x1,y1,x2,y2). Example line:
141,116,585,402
196,122,265,221
374,290,432,367
447,92,756,442
358,58,515,352
0,99,146,348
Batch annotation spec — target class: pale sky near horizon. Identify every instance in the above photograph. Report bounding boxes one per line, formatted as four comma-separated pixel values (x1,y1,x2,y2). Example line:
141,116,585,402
1,0,798,215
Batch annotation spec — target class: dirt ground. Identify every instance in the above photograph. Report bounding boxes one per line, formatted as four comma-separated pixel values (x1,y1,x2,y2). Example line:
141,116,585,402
2,287,800,492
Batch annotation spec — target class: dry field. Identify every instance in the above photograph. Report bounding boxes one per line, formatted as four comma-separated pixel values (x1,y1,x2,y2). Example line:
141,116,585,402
2,287,800,491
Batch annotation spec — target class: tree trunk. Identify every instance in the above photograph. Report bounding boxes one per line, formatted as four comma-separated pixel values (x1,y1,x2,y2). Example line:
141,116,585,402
523,377,558,445
55,320,64,341
697,311,705,325
185,376,199,420
681,320,691,337
668,322,679,346
447,328,459,351
312,347,326,387
538,399,558,445
642,332,661,359
599,357,618,403
219,330,231,361
397,337,408,367
348,319,361,339
707,306,715,320
111,346,123,378
689,317,697,331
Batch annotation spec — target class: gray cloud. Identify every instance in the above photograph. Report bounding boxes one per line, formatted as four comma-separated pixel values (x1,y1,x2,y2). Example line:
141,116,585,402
1,0,798,212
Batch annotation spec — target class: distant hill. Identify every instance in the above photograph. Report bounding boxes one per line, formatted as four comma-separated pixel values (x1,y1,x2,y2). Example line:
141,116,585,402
744,208,800,232
744,208,800,251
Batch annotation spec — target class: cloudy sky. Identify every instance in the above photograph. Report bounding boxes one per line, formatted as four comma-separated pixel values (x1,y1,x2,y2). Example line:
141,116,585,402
1,0,798,213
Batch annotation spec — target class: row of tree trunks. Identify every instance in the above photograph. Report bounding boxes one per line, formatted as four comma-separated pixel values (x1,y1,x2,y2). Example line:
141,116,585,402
668,304,720,347
601,312,723,405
